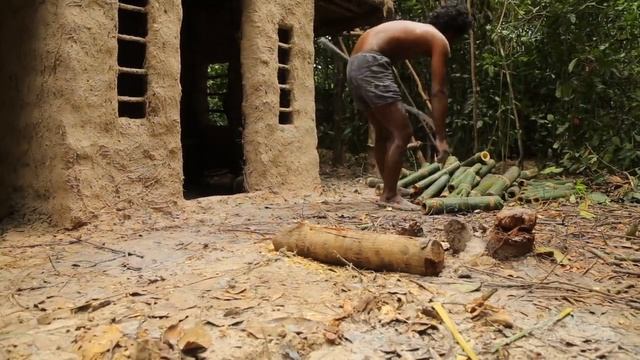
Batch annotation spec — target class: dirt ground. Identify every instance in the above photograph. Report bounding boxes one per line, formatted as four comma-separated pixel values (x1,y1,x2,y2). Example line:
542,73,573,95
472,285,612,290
1,167,639,359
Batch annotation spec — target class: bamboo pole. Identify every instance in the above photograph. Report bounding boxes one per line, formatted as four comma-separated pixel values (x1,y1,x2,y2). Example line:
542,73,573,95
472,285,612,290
422,196,504,215
416,174,450,203
477,159,496,178
449,166,469,185
470,174,498,197
519,168,539,179
460,151,491,167
412,161,461,196
506,185,521,200
486,166,521,196
448,163,483,193
516,189,574,203
398,163,441,188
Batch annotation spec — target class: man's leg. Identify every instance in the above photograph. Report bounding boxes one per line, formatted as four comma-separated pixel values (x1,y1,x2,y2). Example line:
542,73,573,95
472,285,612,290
370,102,419,210
368,114,388,178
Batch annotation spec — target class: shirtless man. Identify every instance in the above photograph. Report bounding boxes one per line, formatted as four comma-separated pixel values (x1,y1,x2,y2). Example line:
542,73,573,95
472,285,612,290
347,5,472,210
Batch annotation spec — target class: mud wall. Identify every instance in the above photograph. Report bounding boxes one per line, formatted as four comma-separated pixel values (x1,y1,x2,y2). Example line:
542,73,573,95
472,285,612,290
0,1,183,226
241,0,321,191
0,1,73,222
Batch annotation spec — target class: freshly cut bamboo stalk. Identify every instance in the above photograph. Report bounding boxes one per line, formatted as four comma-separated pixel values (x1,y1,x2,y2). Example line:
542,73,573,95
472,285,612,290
449,166,469,184
398,163,441,188
448,163,482,193
527,179,574,186
506,185,521,200
412,161,461,196
469,174,498,197
272,222,445,276
460,151,491,167
517,189,574,203
448,171,477,197
477,159,496,178
524,182,574,190
400,168,413,179
486,166,521,196
444,156,459,167
422,196,504,214
519,168,539,180
416,174,450,203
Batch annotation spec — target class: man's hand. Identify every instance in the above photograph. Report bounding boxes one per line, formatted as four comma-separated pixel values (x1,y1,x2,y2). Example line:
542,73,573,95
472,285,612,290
435,137,450,165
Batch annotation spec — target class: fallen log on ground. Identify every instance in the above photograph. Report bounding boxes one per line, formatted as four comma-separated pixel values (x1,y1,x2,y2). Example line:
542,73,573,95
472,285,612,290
272,222,445,276
422,196,504,215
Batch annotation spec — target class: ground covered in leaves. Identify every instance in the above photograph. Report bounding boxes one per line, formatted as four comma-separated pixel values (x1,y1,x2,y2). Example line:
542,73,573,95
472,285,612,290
1,169,639,359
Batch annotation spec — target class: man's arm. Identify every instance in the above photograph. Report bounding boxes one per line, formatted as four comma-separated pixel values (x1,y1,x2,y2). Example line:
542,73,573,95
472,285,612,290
430,42,449,161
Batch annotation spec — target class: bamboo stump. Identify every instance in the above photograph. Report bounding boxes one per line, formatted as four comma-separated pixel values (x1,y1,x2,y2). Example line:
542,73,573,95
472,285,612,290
486,208,537,260
272,223,445,276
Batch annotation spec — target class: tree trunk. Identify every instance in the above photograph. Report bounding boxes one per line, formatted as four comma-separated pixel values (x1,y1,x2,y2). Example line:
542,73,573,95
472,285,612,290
272,223,445,276
332,42,346,166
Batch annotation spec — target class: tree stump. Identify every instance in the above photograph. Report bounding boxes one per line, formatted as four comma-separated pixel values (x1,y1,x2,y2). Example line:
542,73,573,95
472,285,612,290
486,208,537,260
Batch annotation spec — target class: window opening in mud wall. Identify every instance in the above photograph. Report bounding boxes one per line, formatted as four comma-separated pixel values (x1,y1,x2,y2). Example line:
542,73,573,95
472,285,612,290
207,64,229,127
117,0,149,119
278,26,293,125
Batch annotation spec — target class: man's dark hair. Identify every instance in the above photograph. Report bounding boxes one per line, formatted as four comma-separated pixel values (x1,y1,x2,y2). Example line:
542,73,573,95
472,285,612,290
427,5,473,38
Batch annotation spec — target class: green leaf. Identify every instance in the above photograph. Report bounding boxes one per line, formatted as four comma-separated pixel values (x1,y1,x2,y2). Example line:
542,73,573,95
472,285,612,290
587,192,610,204
556,123,570,134
541,166,564,175
568,58,579,73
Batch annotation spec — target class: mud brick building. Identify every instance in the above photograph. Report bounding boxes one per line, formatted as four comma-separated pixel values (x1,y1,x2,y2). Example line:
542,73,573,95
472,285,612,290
0,0,391,226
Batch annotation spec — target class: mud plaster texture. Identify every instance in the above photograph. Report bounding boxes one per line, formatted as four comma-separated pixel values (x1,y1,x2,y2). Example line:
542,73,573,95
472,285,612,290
1,1,184,227
1,0,321,227
241,0,321,192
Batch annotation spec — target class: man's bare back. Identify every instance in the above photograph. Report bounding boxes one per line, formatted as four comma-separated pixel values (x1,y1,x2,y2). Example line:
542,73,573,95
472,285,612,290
352,21,450,62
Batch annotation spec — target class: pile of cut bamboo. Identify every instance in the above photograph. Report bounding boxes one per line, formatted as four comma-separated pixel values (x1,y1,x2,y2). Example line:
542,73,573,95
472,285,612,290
366,152,577,214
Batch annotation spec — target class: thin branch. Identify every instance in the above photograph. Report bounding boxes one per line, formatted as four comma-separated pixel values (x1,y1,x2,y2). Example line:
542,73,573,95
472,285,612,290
467,0,480,153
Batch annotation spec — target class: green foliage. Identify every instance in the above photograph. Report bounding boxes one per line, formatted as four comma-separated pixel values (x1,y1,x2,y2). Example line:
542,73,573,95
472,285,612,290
314,0,640,176
207,64,229,126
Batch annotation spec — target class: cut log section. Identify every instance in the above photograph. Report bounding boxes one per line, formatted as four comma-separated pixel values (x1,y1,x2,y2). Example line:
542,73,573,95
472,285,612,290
272,223,445,276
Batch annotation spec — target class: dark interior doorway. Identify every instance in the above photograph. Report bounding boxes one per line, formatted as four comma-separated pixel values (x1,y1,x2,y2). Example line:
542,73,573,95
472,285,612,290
180,0,244,199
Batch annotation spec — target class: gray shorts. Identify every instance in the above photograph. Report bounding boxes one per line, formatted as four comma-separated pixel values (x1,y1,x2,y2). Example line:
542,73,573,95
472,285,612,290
346,51,402,112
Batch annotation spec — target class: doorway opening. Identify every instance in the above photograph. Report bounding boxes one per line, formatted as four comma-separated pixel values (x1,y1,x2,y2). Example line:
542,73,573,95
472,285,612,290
180,0,244,199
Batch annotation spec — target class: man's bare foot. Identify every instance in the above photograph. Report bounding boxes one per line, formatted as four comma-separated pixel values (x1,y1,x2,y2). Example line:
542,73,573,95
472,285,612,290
398,187,412,197
375,186,412,198
377,195,421,211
